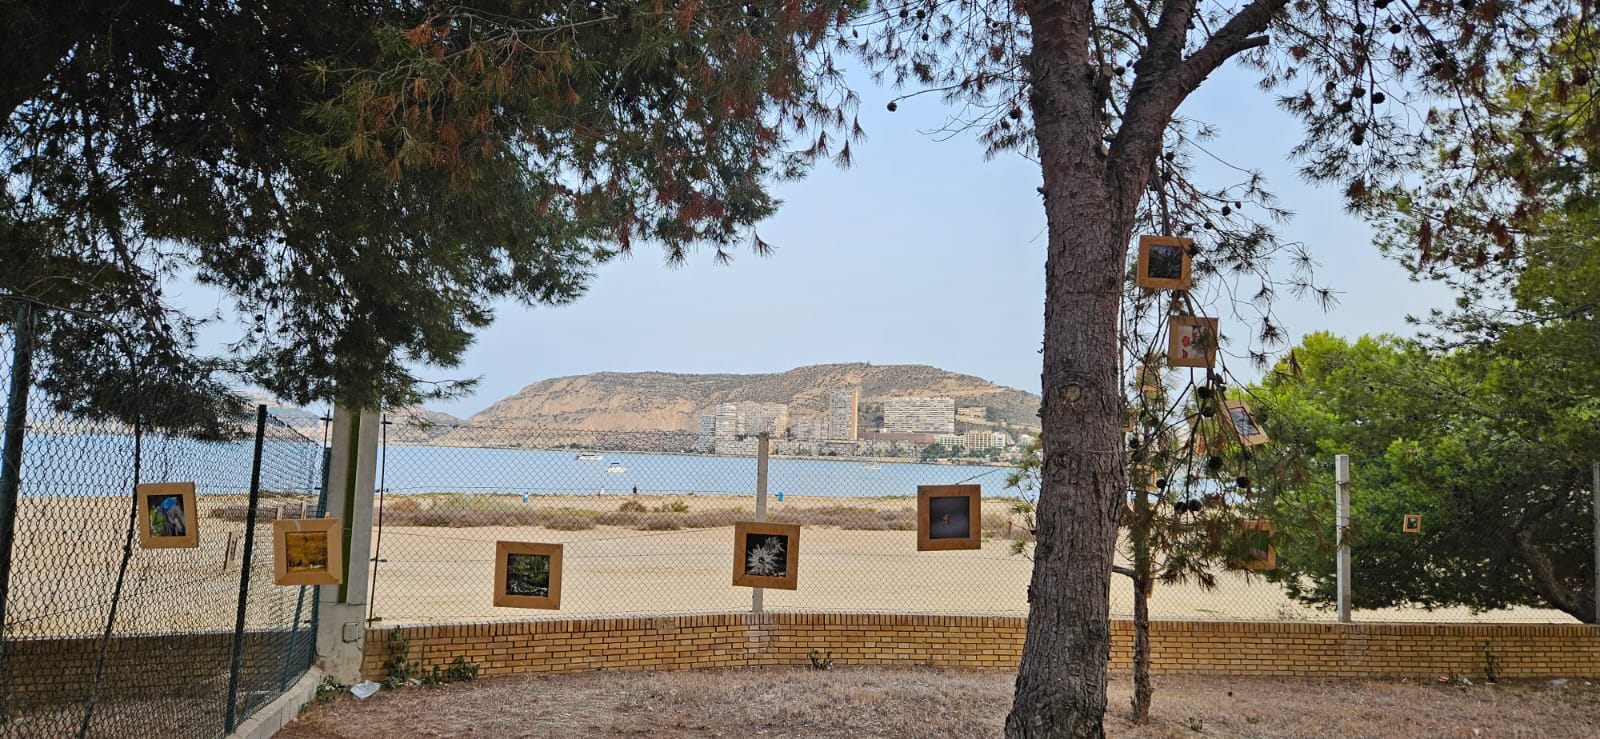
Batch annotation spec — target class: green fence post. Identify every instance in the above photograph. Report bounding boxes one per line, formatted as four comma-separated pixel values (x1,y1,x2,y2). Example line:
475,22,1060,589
0,302,37,635
224,405,268,733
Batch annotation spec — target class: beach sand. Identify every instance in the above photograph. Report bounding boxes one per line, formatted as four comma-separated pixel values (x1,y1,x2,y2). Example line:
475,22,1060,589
3,493,1574,636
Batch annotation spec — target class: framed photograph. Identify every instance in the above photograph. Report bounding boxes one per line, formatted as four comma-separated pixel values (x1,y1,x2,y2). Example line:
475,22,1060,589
733,522,800,590
272,518,344,586
1236,520,1277,571
917,484,982,551
1134,364,1162,394
1222,399,1269,446
1168,316,1220,369
1402,514,1422,534
136,482,199,549
493,541,563,609
1122,407,1136,433
1135,235,1194,290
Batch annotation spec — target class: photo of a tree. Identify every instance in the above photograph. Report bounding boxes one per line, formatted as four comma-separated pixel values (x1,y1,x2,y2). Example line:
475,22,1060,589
505,553,551,596
1136,236,1193,290
273,518,343,586
284,532,330,573
493,542,563,609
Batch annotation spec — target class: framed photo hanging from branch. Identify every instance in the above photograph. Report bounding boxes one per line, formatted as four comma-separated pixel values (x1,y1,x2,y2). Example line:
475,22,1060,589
1236,520,1277,571
137,482,199,549
494,541,563,609
1222,399,1269,446
1135,235,1194,290
733,522,800,590
1402,514,1422,534
917,484,982,551
1168,316,1220,369
273,518,344,586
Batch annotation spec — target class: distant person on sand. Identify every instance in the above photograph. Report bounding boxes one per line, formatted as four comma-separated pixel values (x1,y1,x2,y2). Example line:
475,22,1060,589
632,486,638,495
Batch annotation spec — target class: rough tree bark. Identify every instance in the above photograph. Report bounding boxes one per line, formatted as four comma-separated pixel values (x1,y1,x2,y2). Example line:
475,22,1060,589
1006,1,1285,735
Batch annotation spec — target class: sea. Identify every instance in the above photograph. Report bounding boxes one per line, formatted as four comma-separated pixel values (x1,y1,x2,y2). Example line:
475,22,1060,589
8,432,1026,502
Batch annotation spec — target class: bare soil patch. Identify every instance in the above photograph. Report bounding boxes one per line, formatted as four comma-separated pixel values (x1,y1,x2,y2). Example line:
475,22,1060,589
277,668,1600,738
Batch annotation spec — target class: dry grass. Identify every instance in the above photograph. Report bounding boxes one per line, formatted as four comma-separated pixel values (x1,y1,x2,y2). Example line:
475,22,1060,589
277,668,1600,738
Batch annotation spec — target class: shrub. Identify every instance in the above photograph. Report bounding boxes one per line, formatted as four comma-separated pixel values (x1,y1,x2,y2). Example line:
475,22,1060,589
617,500,648,513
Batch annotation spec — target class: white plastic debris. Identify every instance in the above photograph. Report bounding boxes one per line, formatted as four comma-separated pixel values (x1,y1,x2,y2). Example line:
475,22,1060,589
1549,679,1568,689
350,680,381,700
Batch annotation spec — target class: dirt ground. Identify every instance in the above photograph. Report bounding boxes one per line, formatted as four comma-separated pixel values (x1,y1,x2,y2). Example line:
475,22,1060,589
277,668,1600,738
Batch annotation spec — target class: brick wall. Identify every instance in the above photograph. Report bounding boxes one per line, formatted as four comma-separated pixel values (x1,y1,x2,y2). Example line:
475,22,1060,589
362,614,1600,681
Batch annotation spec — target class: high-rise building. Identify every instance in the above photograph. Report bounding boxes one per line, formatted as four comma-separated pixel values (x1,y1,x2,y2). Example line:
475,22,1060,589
715,401,789,440
697,415,716,450
883,396,956,434
827,388,859,441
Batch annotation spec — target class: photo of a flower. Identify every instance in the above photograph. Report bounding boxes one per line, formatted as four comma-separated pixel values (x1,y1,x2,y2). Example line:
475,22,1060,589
732,522,800,589
743,534,788,577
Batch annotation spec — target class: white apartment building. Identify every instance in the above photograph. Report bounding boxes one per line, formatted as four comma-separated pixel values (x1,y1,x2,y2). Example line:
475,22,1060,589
827,388,859,441
883,396,956,434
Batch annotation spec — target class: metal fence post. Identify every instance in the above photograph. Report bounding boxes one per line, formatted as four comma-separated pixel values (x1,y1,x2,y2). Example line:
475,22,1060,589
224,405,268,733
0,301,36,634
752,433,770,615
1336,454,1352,623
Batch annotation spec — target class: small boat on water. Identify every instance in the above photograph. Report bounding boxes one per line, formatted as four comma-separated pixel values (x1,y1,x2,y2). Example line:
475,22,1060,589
575,452,603,461
861,463,883,471
606,462,628,473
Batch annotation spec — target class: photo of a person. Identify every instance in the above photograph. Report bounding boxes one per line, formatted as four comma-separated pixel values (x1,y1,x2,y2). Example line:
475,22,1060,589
148,495,187,538
928,496,972,540
136,481,199,549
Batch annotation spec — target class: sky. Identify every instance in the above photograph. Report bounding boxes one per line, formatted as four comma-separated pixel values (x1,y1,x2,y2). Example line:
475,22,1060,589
177,62,1454,419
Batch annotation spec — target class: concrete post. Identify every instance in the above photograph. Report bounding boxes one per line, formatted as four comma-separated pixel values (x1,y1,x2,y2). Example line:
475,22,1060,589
316,406,379,684
1336,454,1352,623
1592,462,1598,624
752,433,770,615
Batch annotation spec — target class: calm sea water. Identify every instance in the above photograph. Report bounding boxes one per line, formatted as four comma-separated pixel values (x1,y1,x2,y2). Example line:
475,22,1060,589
11,433,1022,501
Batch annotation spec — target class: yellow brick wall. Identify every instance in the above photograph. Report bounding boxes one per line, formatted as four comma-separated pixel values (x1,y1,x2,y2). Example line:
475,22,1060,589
362,614,1600,681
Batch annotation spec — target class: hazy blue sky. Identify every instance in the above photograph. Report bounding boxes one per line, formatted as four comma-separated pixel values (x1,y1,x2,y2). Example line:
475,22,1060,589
393,63,1451,418
173,62,1452,418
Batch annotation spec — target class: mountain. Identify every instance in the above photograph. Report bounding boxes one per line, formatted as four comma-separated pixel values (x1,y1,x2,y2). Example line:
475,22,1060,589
452,363,1040,436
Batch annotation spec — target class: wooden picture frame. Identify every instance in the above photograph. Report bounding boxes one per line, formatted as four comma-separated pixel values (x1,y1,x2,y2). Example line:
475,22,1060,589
136,482,199,549
1402,514,1422,534
733,521,800,590
917,484,982,551
1136,235,1194,290
273,518,344,586
1222,399,1269,446
493,541,563,609
1168,316,1220,369
1237,520,1277,571
1122,407,1136,433
1134,364,1162,394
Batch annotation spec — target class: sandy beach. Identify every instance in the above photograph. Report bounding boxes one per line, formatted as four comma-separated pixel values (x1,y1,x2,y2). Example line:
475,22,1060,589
3,493,1575,637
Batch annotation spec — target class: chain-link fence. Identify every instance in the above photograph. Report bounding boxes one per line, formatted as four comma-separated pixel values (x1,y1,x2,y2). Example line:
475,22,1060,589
1,302,327,738
366,418,1580,626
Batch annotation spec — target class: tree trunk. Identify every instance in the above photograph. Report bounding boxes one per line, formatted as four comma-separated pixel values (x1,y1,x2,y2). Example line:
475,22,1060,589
1004,3,1140,736
1131,572,1153,724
